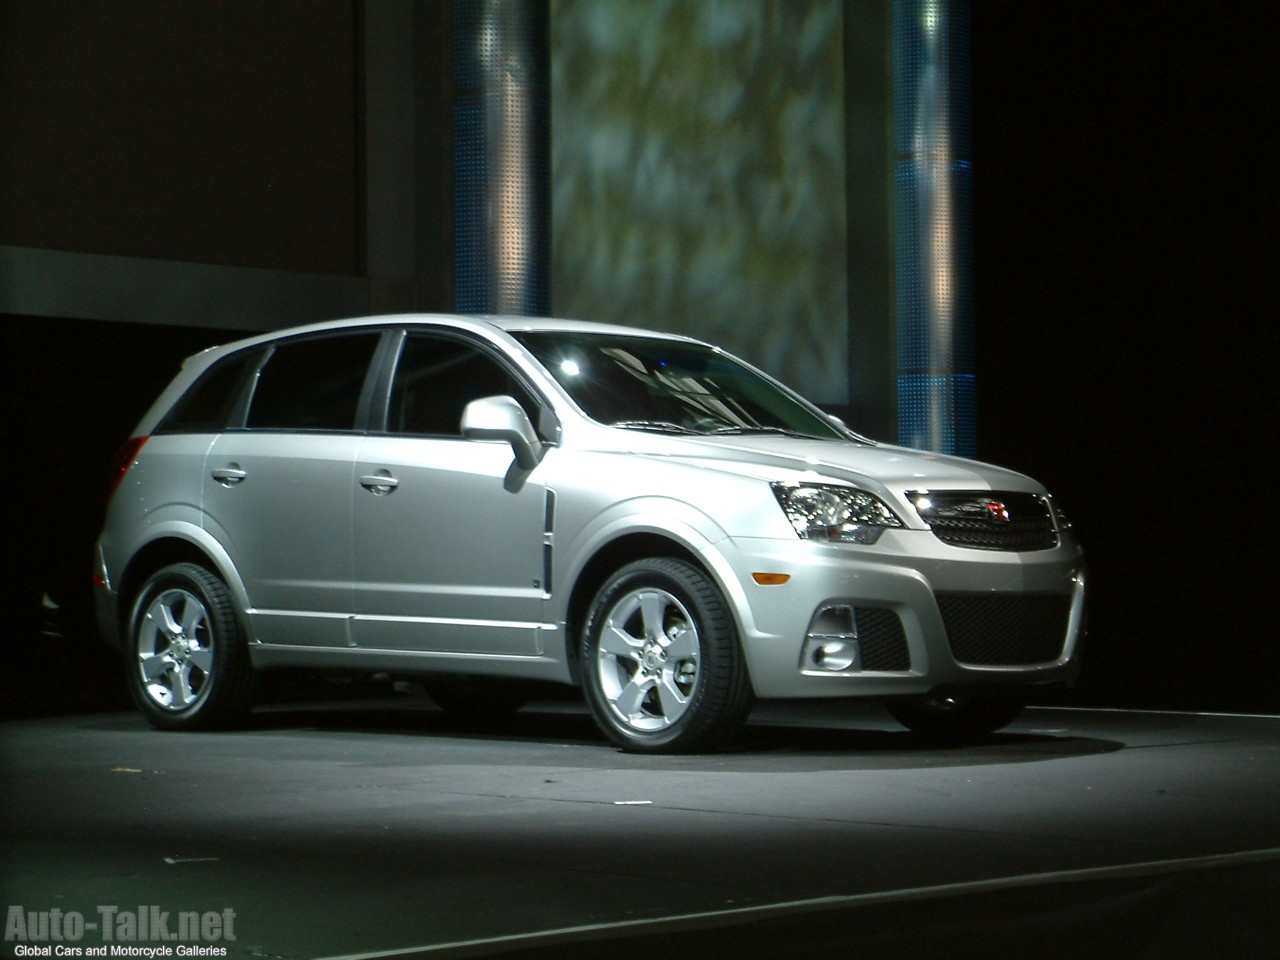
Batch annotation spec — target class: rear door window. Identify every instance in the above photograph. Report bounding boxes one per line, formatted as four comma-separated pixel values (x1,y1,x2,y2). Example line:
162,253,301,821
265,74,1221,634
246,333,382,431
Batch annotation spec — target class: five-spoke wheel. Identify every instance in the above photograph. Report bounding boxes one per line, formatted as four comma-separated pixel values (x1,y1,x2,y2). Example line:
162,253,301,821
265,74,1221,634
137,584,215,711
127,563,254,730
582,558,753,752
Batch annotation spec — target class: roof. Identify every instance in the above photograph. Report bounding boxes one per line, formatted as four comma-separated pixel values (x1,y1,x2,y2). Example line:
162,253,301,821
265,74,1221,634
190,313,706,361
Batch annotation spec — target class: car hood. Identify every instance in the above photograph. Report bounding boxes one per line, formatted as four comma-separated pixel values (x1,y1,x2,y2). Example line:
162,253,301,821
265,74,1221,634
616,432,1045,496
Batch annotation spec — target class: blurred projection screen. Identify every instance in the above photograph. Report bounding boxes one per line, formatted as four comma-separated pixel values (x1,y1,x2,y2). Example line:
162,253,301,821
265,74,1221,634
551,0,848,404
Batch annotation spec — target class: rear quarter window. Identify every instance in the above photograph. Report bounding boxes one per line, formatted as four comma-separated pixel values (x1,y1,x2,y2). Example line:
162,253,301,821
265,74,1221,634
156,348,263,434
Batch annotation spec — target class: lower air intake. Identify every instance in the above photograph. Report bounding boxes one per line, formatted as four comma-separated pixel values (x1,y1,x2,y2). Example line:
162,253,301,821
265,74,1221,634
938,594,1071,666
855,607,911,671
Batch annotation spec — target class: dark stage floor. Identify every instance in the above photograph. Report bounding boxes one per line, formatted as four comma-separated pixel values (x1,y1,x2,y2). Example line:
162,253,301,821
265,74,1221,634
2,698,1277,959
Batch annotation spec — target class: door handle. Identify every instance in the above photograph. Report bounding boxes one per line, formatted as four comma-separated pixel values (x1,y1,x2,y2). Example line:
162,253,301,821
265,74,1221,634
359,472,400,495
211,465,247,486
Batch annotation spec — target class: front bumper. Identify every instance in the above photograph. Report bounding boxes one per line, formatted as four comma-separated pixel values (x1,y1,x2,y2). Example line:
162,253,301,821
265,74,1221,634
718,527,1086,700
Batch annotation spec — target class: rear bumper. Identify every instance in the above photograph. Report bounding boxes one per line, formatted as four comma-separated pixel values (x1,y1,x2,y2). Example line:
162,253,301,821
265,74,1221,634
93,544,123,650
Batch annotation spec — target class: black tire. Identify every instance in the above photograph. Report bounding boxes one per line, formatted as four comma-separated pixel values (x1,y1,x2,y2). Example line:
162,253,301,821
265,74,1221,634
884,695,1024,744
581,558,754,753
126,562,255,730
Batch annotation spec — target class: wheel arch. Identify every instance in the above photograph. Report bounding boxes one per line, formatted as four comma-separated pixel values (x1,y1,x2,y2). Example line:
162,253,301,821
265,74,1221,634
559,524,761,694
563,533,698,684
117,533,251,641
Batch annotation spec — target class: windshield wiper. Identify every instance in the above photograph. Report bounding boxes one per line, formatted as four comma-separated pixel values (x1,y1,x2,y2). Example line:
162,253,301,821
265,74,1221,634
709,425,825,439
612,420,701,435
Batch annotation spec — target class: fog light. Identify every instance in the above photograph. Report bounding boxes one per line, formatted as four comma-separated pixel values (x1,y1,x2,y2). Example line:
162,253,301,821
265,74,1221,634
801,605,861,673
807,639,859,671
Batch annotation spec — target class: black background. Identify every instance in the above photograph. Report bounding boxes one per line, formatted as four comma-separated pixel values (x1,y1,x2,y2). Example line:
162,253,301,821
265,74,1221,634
973,3,1272,709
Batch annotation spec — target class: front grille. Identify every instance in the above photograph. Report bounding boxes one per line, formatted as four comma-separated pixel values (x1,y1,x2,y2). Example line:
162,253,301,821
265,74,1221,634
911,491,1057,551
855,607,911,671
938,594,1072,666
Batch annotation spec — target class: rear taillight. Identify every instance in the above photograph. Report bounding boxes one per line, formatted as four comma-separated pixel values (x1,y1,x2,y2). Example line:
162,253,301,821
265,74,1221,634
107,436,149,504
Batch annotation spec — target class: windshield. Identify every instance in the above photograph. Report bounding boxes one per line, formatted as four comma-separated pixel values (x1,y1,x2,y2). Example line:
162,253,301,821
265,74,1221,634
512,331,846,440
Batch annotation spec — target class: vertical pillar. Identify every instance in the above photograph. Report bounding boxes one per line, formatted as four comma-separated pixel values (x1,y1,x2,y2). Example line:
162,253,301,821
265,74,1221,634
357,0,455,314
453,0,550,316
893,0,973,455
845,0,896,442
359,0,419,313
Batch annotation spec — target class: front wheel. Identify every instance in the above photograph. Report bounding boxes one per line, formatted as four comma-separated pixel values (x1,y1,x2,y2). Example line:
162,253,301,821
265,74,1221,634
581,558,754,753
884,695,1024,744
126,563,255,730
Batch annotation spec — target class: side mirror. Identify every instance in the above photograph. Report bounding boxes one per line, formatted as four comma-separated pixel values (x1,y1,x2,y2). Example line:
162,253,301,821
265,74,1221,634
461,395,544,471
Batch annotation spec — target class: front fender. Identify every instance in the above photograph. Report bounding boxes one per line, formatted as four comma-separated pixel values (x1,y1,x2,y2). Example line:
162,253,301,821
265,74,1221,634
554,496,766,663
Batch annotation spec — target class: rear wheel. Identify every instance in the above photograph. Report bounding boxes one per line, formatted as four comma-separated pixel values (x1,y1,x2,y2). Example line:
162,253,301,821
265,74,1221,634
126,563,255,730
581,558,754,753
885,695,1024,743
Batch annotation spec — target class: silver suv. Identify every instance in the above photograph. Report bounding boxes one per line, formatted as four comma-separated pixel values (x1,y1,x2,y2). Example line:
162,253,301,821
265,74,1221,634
96,314,1085,752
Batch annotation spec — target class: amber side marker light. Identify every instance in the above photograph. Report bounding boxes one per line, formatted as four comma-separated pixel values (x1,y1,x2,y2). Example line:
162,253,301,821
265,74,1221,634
751,573,791,585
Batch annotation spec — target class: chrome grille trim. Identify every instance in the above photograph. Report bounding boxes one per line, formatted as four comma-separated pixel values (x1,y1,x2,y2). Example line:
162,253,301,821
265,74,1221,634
909,490,1058,552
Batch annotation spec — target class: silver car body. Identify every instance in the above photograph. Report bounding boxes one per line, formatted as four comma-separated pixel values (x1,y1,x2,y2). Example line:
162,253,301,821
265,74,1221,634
96,314,1085,743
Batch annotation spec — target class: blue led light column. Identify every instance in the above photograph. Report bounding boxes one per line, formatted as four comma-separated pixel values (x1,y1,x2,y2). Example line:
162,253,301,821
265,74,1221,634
453,0,550,315
893,0,973,455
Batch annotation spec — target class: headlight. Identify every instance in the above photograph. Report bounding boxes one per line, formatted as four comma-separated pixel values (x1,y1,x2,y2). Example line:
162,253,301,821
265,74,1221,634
771,482,903,544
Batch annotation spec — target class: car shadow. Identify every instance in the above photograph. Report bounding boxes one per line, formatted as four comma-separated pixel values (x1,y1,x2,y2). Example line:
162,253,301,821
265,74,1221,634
201,695,1127,773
